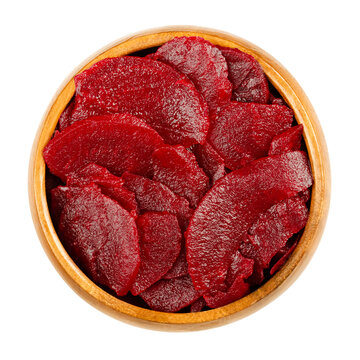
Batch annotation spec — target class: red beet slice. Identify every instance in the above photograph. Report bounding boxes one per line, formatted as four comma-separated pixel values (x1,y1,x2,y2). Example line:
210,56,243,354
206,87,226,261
268,124,304,155
58,100,75,131
226,251,254,287
243,196,308,268
204,276,250,309
43,114,164,181
140,274,200,312
152,145,210,208
163,246,188,279
186,151,313,292
67,163,138,213
191,142,227,185
209,102,293,169
154,36,232,117
269,93,286,106
50,186,74,226
190,297,206,312
69,56,209,146
121,172,193,231
270,238,300,276
58,184,140,296
218,46,270,104
130,212,182,295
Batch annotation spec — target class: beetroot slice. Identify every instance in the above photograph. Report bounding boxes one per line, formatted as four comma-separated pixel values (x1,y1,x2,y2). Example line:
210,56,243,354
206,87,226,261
130,212,182,295
209,102,293,170
218,46,270,104
190,142,227,185
69,56,209,146
190,297,207,312
58,184,140,296
186,151,313,292
242,195,308,268
226,251,254,287
58,100,75,131
152,145,210,208
204,276,250,309
268,124,304,155
67,163,138,213
140,274,200,312
163,245,188,279
121,172,193,231
153,36,232,118
270,238,299,275
43,114,164,181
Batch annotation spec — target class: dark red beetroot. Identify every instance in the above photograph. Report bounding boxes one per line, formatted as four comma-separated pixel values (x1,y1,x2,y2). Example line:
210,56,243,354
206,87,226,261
66,163,138,214
140,274,200,312
43,114,164,181
130,212,182,295
209,102,293,169
186,151,313,292
191,142,227,185
225,251,254,287
68,56,209,146
58,184,140,296
163,246,188,279
218,46,270,104
241,196,308,268
190,297,206,312
121,172,193,231
152,145,210,208
58,99,75,131
270,237,300,275
268,124,304,155
153,36,232,118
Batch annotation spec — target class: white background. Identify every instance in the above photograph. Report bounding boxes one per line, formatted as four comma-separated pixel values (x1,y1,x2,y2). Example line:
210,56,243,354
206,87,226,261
1,0,359,359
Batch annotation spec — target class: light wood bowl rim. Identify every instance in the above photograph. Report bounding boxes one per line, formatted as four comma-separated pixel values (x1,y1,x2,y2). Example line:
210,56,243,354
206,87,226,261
28,26,331,331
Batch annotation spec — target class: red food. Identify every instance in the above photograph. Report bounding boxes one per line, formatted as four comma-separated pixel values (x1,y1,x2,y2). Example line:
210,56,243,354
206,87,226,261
121,172,193,231
209,102,293,169
130,212,182,295
58,184,140,296
218,46,269,104
67,163,138,213
270,238,299,275
69,56,209,146
190,297,206,312
242,196,308,268
269,94,286,106
154,36,232,117
50,186,77,226
43,114,164,181
191,142,227,185
204,276,250,309
163,246,188,279
268,124,304,155
58,99,75,131
140,275,200,312
186,151,313,292
226,251,254,287
152,145,210,208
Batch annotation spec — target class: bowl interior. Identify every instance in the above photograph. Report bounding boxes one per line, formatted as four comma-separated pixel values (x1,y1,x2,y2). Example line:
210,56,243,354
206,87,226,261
29,26,330,331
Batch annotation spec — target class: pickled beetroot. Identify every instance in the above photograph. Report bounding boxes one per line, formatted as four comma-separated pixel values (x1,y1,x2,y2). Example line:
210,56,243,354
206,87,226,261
43,114,164,181
163,246,188,279
58,184,140,296
67,163,138,213
218,46,269,104
154,37,232,117
209,102,293,169
44,37,313,312
268,124,304,155
186,151,312,292
130,212,181,295
140,274,200,312
152,145,210,208
121,172,193,230
191,142,227,185
69,56,209,146
242,196,308,268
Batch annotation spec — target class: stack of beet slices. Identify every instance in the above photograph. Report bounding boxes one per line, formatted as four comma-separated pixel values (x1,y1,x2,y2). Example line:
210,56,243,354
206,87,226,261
44,36,313,313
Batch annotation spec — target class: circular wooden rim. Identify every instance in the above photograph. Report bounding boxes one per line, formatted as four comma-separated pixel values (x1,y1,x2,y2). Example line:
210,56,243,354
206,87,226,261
28,26,330,331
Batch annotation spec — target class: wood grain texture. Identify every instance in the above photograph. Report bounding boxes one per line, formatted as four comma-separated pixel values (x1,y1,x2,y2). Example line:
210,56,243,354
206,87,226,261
28,26,331,331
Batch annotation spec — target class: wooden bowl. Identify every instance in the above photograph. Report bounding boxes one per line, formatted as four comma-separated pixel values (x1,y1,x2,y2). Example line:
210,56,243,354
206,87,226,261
29,26,330,331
